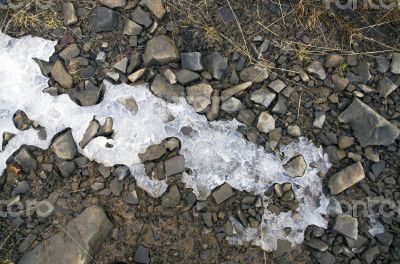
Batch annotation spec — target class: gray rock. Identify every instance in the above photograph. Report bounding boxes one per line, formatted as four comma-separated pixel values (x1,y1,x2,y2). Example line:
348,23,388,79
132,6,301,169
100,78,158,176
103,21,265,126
328,161,365,195
390,53,400,74
162,185,181,207
164,155,185,176
250,88,276,108
162,69,176,84
237,109,256,125
356,60,371,82
128,68,146,83
123,189,139,205
338,135,354,149
15,148,37,171
98,166,111,178
110,177,123,196
69,86,101,106
287,125,301,137
113,165,130,179
325,54,345,68
271,94,287,115
205,52,228,80
35,200,54,218
220,82,252,101
58,161,76,177
79,120,100,148
106,72,119,82
377,77,398,98
313,251,335,264
181,52,204,71
127,52,142,73
212,183,234,204
284,155,306,177
175,69,201,85
113,57,129,73
143,36,180,66
305,238,328,252
100,0,126,8
338,99,400,146
206,90,220,121
140,0,166,19
240,65,269,83
134,245,150,264
313,111,326,128
345,234,368,249
257,112,275,133
268,79,286,93
62,2,78,25
151,74,184,103
59,44,80,61
132,6,153,28
333,215,358,240
376,56,389,73
331,74,349,91
20,206,113,264
221,97,243,113
306,60,326,80
139,142,166,161
362,246,380,264
13,110,32,131
186,83,213,113
90,7,119,33
12,181,30,195
51,61,73,89
376,232,393,246
91,182,104,191
51,130,78,160
122,19,143,35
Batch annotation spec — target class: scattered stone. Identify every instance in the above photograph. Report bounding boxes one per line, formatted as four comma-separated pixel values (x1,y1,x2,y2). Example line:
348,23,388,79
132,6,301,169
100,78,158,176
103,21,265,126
90,7,119,33
51,61,73,89
250,88,276,108
237,109,256,125
127,52,142,73
356,60,371,82
221,82,252,100
338,99,400,146
390,53,400,74
100,0,126,8
376,232,393,246
377,77,398,98
313,111,326,128
186,83,213,113
15,148,37,171
175,69,201,85
333,215,358,240
143,36,180,66
221,97,243,113
113,165,130,179
113,57,129,73
20,206,113,264
338,135,354,149
140,0,166,19
12,110,31,130
62,2,78,25
328,161,365,195
139,142,166,161
305,238,329,252
91,182,104,191
325,54,345,68
331,74,349,91
257,112,275,134
59,44,80,61
58,161,76,177
162,186,180,207
268,79,286,93
12,181,30,195
151,74,184,103
205,52,228,80
212,183,234,204
132,6,153,28
35,200,54,218
306,60,326,80
206,90,220,121
376,56,390,73
362,246,380,264
162,68,176,84
134,245,150,264
110,177,123,196
122,19,143,35
287,125,301,137
123,189,139,205
181,52,204,71
313,251,335,264
164,155,185,176
284,155,306,177
52,130,78,160
79,120,100,148
240,65,269,83
128,68,146,83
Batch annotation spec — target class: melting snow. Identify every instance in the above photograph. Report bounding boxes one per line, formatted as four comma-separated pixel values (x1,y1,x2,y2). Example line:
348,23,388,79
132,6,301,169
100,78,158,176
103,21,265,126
0,32,331,251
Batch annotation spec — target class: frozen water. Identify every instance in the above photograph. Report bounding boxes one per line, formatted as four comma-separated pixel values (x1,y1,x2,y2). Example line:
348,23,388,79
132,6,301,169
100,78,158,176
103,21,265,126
0,32,331,251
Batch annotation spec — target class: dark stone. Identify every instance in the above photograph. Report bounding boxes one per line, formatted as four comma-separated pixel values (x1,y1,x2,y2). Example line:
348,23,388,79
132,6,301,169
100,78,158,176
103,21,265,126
90,7,119,33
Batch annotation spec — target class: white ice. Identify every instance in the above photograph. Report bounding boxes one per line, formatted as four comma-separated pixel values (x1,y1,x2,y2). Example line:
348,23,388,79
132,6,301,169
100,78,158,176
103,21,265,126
0,32,331,251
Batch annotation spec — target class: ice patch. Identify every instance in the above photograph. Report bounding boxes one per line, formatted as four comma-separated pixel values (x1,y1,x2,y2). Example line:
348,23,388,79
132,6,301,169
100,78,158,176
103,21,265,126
0,32,331,251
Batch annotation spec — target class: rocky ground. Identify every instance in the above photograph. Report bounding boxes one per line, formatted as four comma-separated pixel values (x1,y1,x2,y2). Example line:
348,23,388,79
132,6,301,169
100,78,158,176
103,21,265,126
0,0,400,263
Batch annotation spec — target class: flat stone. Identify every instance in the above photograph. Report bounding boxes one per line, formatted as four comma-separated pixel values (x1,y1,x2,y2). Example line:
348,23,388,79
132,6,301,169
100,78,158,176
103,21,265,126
134,245,150,264
151,74,184,103
69,87,101,106
132,6,153,28
331,74,349,91
110,177,123,196
143,36,180,66
221,97,243,113
128,68,146,83
250,88,276,108
338,99,400,146
127,52,142,73
100,0,126,8
205,52,228,80
325,54,345,68
51,129,78,160
164,155,185,176
356,60,371,82
140,0,166,19
287,125,301,137
283,155,306,177
257,112,275,133
212,183,234,204
90,7,119,33
58,161,76,177
79,120,100,148
113,165,130,179
181,52,204,71
15,148,37,171
313,111,326,128
122,19,143,35
338,135,354,149
51,61,73,89
328,161,365,195
162,185,181,207
376,56,390,73
240,65,269,83
237,109,256,125
305,238,329,252
12,181,30,195
377,77,398,98
19,206,113,264
362,246,380,264
313,252,335,264
206,90,220,121
139,142,166,161
113,57,129,73
175,69,201,85
220,81,252,100
390,53,400,74
62,2,78,25
306,60,326,80
333,215,358,240
123,189,139,205
162,69,176,84
186,83,213,113
268,79,286,93
59,44,80,60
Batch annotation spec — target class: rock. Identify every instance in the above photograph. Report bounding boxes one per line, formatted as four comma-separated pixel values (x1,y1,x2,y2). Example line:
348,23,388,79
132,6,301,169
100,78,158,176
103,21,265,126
52,130,78,160
390,53,400,74
221,97,243,113
313,111,326,128
151,74,184,103
15,148,37,171
186,83,213,113
333,215,358,240
240,65,269,83
127,52,142,73
250,88,276,108
268,79,286,93
164,138,180,151
338,99,400,146
220,82,252,100
139,142,166,161
143,36,180,66
326,146,346,162
376,56,389,73
377,77,398,98
287,125,301,137
331,74,349,91
98,166,111,178
328,161,365,195
306,60,326,80
134,245,150,264
271,94,287,115
212,183,234,204
325,54,345,68
100,0,126,8
205,52,228,80
338,135,354,149
90,7,119,33
12,181,30,195
106,72,119,82
313,251,335,264
141,0,166,19
113,165,130,179
356,60,371,82
257,112,275,134
91,182,104,192
162,69,176,84
164,155,185,176
284,155,306,177
345,234,368,249
35,200,54,218
132,6,153,28
376,232,393,246
181,52,204,71
79,120,100,148
362,246,380,264
123,189,139,205
305,238,328,252
51,61,73,89
69,86,101,106
175,69,201,85
59,44,80,60
122,19,143,35
206,90,220,121
237,109,256,125
113,57,129,73
162,186,181,207
20,206,113,264
12,110,31,131
110,177,123,196
58,161,76,177
128,68,146,83
62,2,78,25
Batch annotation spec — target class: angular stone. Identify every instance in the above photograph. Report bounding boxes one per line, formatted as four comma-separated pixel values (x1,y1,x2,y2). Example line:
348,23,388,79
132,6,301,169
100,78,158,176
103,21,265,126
127,52,142,73
52,129,78,160
237,109,256,125
164,155,185,176
257,112,275,134
79,120,100,148
175,69,201,85
205,52,228,80
19,206,113,264
268,79,286,93
271,94,288,115
143,36,180,66
140,0,166,20
100,0,126,8
240,65,269,83
151,74,184,103
128,68,146,83
287,125,301,137
12,181,30,195
338,135,354,149
331,74,349,91
110,177,123,196
362,246,380,264
51,61,73,89
181,52,204,71
113,165,130,179
186,83,213,113
313,111,326,129
390,53,400,74
90,7,119,33
15,148,37,171
162,185,181,207
306,60,326,80
122,19,143,35
325,54,345,68
113,57,129,73
250,88,276,108
206,90,220,121
59,44,80,61
284,155,306,177
212,183,234,204
376,56,389,73
134,245,150,264
328,161,365,195
338,99,400,146
356,60,371,82
62,2,78,25
220,81,252,101
221,97,243,113
132,6,153,28
305,238,328,252
333,215,358,240
377,77,398,98
139,142,166,161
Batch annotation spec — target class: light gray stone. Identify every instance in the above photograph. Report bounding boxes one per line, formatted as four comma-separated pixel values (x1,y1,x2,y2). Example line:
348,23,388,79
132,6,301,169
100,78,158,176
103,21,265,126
240,65,269,83
257,112,275,134
186,83,213,113
51,130,78,160
140,0,166,19
143,36,180,66
328,161,365,195
250,88,276,108
333,215,358,240
62,2,78,25
221,97,243,113
306,60,326,80
390,53,400,74
100,0,126,8
181,52,204,71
